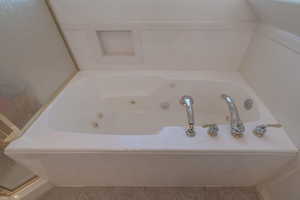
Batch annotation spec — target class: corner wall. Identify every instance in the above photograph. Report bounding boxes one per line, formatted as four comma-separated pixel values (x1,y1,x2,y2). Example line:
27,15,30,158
48,0,257,71
247,0,300,36
240,24,300,200
240,25,300,148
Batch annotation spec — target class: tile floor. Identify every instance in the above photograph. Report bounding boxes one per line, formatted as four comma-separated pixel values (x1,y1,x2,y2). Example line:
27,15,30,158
38,187,261,200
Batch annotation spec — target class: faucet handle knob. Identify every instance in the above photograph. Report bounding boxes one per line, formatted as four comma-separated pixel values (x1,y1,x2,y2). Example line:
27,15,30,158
265,124,283,128
186,128,196,137
203,124,219,137
231,123,245,139
253,124,283,137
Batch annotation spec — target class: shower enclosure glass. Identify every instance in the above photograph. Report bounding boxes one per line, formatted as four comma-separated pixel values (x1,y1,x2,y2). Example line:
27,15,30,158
0,0,77,196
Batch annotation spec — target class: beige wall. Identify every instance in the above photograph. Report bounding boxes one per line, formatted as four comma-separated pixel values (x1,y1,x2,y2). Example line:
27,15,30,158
240,25,300,200
0,0,76,190
241,26,300,148
49,0,256,71
248,0,300,36
241,1,300,199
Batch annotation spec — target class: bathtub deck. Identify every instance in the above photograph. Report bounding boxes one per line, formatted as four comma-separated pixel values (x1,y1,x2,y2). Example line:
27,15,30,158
6,71,297,154
38,187,260,200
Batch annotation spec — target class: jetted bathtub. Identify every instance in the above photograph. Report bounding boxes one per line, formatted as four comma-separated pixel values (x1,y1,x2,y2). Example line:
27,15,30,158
6,71,297,187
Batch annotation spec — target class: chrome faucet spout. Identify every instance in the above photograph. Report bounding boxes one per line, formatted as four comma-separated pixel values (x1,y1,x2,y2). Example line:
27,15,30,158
221,94,245,138
180,95,195,137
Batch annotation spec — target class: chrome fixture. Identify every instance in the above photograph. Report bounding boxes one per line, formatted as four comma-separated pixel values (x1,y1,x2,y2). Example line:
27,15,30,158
221,94,245,138
179,95,195,137
253,124,282,137
203,124,219,137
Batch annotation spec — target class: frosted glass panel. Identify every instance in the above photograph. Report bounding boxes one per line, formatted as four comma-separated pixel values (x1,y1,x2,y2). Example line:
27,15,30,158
0,83,41,128
0,0,76,129
0,0,76,192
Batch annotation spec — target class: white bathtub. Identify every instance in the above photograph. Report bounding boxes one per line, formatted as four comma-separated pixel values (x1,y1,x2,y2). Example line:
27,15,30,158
48,72,259,134
6,71,297,187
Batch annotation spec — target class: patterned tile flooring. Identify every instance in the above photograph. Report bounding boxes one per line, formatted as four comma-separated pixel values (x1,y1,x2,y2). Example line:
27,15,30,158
39,187,260,200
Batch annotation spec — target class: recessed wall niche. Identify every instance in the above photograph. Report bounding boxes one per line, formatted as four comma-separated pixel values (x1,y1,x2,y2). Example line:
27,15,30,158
96,30,135,56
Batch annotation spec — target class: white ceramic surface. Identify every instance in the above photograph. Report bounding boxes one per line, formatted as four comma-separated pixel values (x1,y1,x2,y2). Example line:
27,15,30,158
5,71,297,186
46,73,259,134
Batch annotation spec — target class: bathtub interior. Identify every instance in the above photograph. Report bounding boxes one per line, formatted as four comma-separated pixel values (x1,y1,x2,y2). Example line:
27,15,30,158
47,74,259,134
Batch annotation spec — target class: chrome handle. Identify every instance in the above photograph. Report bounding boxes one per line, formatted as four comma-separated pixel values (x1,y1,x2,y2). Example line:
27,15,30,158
253,124,283,137
202,124,219,137
202,124,216,128
186,124,196,137
265,124,283,128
